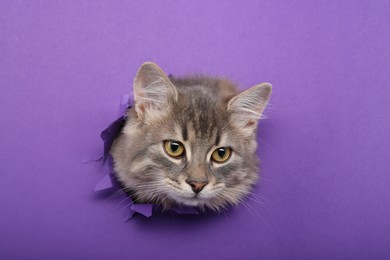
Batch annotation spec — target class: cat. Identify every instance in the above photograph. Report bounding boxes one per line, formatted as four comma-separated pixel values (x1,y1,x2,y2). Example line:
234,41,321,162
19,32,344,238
111,62,272,212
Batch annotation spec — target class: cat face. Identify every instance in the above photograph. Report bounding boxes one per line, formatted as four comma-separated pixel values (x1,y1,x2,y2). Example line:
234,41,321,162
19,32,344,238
111,62,271,211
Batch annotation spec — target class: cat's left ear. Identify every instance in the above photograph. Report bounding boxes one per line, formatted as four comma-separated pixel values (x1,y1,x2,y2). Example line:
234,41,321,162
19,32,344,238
228,82,272,134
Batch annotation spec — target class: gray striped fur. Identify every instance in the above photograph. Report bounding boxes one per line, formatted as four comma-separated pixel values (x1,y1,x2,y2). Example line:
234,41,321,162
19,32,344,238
111,62,271,212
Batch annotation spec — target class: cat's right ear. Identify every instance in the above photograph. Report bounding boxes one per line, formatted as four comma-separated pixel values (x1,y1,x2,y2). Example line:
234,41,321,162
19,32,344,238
133,62,178,121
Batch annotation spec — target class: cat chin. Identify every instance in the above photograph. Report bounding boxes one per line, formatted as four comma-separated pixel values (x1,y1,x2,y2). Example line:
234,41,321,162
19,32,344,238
172,197,229,212
179,200,200,207
170,195,204,207
171,196,223,210
170,195,195,206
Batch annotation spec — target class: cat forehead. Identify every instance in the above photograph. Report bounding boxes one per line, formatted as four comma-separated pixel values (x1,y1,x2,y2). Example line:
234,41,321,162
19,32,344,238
169,106,227,140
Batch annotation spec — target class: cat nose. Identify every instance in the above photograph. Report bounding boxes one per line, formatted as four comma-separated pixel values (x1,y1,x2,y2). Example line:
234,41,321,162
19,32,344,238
186,180,208,194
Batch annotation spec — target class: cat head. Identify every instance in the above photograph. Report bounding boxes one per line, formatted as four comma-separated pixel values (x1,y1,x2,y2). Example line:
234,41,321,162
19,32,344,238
111,62,272,211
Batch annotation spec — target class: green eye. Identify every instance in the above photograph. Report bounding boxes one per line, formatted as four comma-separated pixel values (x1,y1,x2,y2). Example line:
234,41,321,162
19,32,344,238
211,147,232,163
164,140,185,158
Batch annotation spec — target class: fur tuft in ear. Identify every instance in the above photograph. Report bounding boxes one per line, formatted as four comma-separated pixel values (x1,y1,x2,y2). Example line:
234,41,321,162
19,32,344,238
228,82,272,133
133,62,178,121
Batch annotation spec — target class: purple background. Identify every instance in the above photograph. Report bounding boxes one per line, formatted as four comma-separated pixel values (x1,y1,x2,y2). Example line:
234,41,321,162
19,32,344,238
1,1,389,259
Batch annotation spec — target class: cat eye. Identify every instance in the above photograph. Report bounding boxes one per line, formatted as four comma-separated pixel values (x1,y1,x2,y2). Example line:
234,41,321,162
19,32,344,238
211,147,232,163
164,140,185,158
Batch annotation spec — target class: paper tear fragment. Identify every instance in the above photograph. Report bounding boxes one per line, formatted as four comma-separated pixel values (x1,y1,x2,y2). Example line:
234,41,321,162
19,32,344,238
124,211,136,222
119,94,133,117
82,156,103,164
100,116,126,162
130,204,154,217
94,174,114,191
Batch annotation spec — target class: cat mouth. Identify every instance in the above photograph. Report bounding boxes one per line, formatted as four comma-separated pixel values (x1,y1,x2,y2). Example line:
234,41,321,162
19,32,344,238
164,180,214,206
192,193,200,199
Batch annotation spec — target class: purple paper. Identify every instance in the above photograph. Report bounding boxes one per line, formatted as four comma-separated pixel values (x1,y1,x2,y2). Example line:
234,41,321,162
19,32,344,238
1,1,390,259
169,206,200,215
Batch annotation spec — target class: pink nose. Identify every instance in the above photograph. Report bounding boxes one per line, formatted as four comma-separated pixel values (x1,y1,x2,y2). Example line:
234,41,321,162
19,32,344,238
186,180,208,194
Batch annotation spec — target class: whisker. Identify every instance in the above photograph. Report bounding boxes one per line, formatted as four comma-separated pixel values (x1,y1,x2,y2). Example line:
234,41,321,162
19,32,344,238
241,201,267,224
115,196,132,209
102,188,130,203
119,201,134,213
